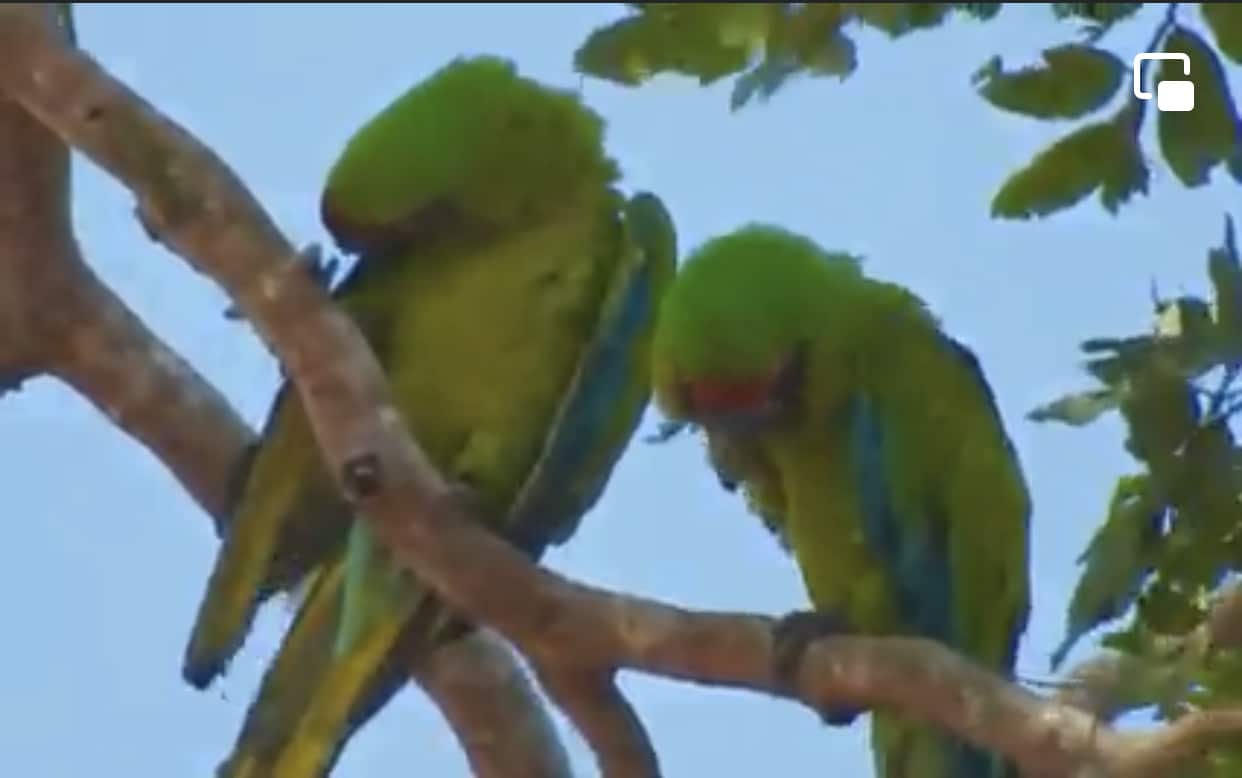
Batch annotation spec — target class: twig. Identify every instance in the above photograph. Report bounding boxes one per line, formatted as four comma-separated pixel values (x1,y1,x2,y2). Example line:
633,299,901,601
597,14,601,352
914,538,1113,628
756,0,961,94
2,7,1236,777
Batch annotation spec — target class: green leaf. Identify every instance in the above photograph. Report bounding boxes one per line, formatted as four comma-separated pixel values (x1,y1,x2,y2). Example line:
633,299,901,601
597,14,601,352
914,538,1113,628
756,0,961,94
1138,578,1207,635
1156,26,1242,188
1154,296,1215,342
773,4,857,78
732,56,801,110
1119,364,1200,467
1208,217,1242,351
1027,387,1118,426
731,4,857,110
991,103,1148,219
953,3,1003,22
975,43,1124,119
1050,474,1163,670
1202,3,1242,64
1051,3,1142,25
802,29,857,78
574,5,769,86
843,3,951,38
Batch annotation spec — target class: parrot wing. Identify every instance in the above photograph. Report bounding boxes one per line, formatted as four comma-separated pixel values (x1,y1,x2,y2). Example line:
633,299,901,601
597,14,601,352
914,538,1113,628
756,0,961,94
850,333,1028,666
505,191,678,549
849,333,1028,778
180,253,412,690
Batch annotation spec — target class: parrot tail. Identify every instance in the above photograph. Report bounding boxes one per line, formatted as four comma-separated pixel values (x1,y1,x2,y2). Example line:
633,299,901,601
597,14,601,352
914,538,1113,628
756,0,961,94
871,712,1014,778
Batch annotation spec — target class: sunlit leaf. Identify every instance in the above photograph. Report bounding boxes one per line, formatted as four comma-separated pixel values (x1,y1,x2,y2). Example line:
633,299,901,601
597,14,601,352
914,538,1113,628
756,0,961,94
991,103,1147,219
1154,297,1215,341
975,44,1123,119
1156,26,1242,187
1202,3,1242,64
1027,387,1118,426
574,5,768,86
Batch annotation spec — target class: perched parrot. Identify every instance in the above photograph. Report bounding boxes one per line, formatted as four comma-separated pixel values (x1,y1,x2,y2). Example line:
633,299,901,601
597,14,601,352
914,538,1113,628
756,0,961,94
180,55,678,777
649,225,1031,778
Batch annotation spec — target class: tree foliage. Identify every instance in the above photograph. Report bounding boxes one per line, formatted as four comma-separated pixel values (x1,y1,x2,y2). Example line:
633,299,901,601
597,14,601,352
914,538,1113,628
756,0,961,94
576,3,1242,221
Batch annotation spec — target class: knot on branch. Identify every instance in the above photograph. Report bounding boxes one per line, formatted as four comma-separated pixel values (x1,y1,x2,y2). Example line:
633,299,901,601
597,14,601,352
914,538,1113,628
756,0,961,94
342,452,383,499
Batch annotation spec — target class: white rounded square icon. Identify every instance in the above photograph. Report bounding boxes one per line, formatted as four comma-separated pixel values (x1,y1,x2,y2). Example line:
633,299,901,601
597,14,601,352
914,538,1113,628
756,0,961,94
1156,79,1195,112
1133,53,1195,113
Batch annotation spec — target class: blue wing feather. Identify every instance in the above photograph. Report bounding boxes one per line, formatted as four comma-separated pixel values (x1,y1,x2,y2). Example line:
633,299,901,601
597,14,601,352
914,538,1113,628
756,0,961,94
848,395,954,645
503,203,666,553
943,334,1027,674
848,332,1021,778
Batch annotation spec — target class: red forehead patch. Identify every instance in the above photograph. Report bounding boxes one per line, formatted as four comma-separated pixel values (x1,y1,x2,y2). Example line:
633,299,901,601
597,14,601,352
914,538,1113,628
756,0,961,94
686,375,775,414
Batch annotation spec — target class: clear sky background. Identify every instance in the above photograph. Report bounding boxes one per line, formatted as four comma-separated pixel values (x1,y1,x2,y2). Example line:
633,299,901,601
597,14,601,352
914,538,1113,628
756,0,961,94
3,4,1240,777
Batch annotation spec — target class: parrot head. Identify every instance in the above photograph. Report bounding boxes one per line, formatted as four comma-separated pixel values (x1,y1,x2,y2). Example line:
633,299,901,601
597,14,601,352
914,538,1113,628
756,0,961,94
651,225,865,435
321,55,619,256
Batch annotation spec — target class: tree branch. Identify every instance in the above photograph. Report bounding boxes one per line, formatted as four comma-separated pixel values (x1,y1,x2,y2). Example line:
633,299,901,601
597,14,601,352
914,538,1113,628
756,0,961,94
2,5,1239,778
533,664,660,777
0,7,245,529
411,630,573,778
0,5,573,774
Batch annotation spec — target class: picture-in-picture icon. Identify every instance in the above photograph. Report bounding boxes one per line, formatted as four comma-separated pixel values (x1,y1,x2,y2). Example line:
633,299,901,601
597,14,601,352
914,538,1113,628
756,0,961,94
1132,52,1194,112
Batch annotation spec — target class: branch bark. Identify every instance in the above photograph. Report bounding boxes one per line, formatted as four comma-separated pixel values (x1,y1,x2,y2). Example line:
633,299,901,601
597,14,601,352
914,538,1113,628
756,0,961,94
2,5,1240,778
411,630,574,778
0,6,572,776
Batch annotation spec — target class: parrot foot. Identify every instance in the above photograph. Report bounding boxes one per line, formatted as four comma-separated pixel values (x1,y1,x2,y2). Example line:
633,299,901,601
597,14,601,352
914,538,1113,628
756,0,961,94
772,608,862,727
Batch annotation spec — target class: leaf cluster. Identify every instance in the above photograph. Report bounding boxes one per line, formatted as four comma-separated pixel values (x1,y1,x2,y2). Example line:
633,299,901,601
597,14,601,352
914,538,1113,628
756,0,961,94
1030,219,1242,752
575,3,1242,220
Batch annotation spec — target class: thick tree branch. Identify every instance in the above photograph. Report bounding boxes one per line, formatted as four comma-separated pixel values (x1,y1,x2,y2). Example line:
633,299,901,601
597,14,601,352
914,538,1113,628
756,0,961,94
2,5,1240,778
0,5,572,775
534,665,660,777
0,10,245,529
411,630,574,778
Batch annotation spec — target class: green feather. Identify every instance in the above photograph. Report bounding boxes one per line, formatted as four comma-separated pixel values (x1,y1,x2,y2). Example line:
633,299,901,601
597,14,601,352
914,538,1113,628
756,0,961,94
321,55,619,254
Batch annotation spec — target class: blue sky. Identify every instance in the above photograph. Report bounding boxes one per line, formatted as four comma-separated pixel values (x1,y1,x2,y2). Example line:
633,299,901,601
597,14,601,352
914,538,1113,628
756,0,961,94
3,4,1240,776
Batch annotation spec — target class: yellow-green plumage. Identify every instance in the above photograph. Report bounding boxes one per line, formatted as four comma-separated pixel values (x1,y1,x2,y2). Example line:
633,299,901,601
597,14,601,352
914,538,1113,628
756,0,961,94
181,55,677,777
267,194,632,778
651,226,1031,778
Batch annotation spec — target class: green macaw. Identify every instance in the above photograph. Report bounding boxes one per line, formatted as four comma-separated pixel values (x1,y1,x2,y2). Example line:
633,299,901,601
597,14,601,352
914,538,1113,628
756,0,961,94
649,225,1031,778
179,55,678,777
